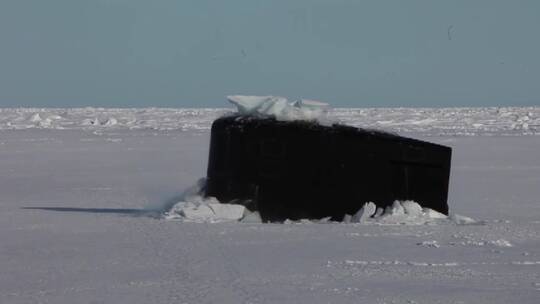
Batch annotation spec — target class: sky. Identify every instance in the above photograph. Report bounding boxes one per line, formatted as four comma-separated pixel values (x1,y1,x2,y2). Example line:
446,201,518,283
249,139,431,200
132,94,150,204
0,0,539,108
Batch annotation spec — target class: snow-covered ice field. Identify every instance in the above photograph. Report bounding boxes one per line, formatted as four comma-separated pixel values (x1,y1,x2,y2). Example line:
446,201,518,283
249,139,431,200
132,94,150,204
1,107,539,303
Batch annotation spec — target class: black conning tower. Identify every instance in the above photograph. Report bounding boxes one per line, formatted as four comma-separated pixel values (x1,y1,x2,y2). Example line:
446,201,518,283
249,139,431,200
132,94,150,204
205,115,452,222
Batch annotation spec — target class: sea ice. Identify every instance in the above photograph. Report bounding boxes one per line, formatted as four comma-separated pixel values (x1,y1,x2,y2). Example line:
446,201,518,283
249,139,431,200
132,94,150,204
29,113,42,122
449,213,478,225
342,201,477,226
1,106,538,135
163,178,244,222
164,192,246,223
350,201,376,223
167,201,245,223
240,209,263,223
104,117,118,126
401,200,423,215
226,95,330,122
165,182,476,226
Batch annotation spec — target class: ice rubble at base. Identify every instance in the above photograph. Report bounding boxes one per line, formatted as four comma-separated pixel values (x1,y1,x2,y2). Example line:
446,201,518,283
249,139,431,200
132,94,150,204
226,95,331,122
165,198,247,223
163,179,249,223
278,200,476,225
341,200,477,225
164,180,477,225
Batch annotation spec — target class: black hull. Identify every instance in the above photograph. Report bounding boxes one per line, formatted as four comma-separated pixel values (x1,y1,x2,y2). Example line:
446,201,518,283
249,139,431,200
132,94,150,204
205,115,452,222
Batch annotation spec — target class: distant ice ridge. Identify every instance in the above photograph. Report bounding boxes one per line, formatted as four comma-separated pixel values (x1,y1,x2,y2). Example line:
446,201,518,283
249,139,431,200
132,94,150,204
0,108,229,132
1,106,539,136
227,95,331,123
164,179,477,225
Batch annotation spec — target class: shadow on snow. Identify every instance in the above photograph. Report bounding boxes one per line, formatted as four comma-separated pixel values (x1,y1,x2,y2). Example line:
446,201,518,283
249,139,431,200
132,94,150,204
21,207,162,218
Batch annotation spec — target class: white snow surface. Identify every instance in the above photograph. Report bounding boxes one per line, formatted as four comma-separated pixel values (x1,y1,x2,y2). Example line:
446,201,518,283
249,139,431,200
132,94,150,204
1,108,540,303
1,106,539,136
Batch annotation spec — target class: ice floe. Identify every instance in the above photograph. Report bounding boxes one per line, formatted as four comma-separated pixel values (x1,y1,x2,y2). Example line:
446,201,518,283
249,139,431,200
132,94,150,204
226,95,330,122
